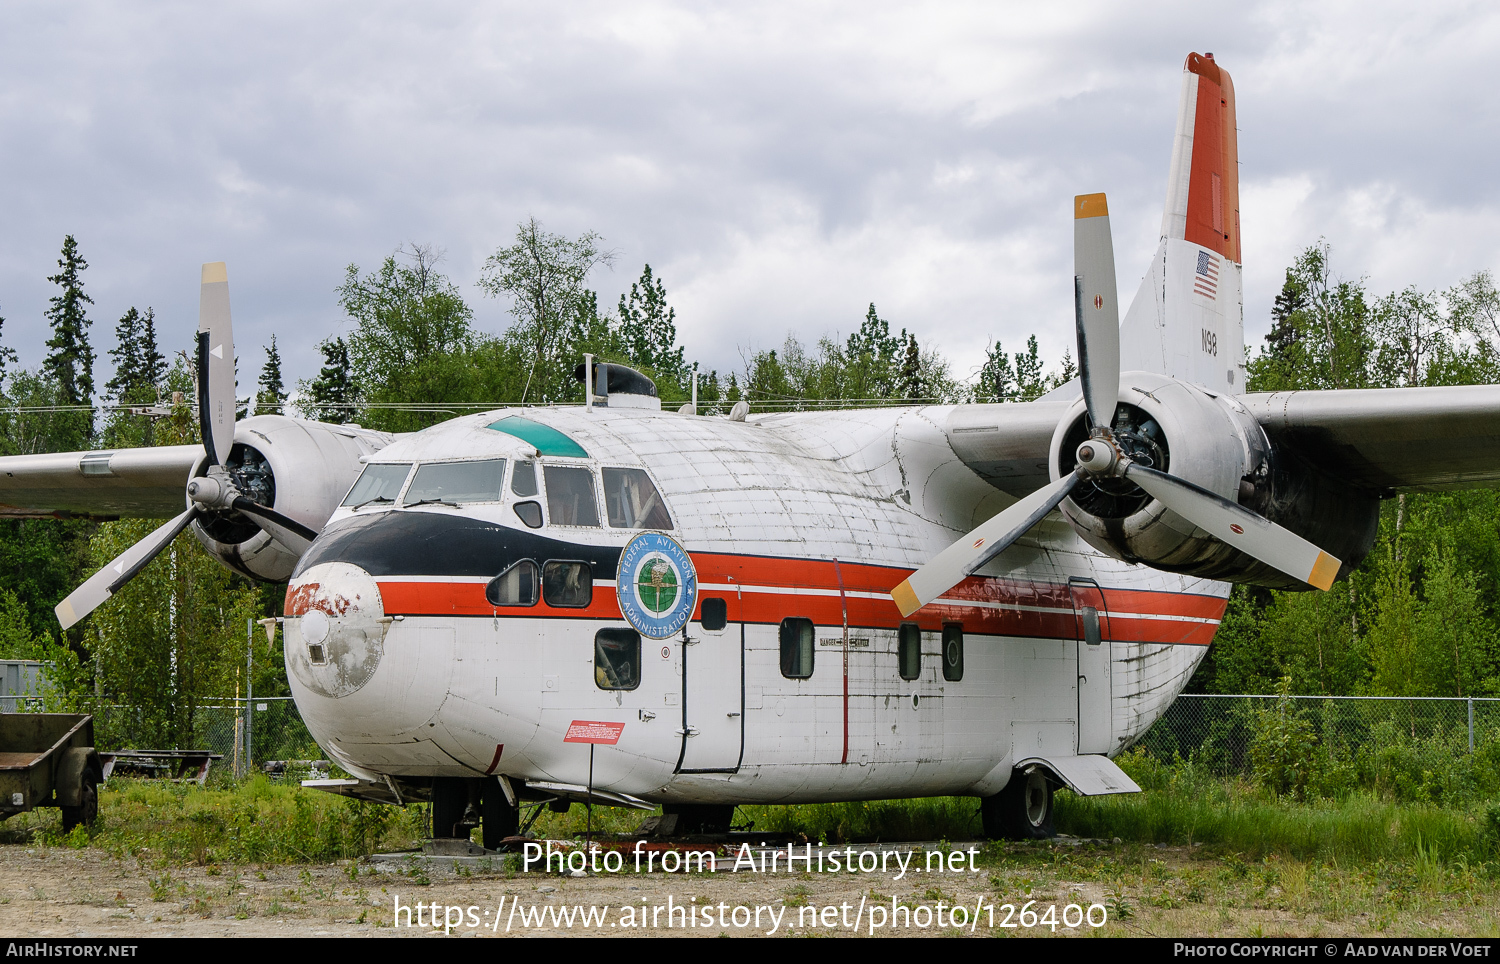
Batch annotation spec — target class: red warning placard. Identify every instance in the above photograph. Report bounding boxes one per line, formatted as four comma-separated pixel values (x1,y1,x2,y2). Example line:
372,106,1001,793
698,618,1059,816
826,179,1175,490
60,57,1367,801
564,720,625,745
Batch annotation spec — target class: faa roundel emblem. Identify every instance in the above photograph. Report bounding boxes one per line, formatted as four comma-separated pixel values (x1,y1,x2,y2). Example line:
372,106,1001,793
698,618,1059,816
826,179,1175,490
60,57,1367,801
616,532,699,639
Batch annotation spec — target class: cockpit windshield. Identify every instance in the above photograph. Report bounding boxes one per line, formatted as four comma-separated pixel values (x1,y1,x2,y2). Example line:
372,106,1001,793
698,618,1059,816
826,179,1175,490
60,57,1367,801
403,459,508,505
342,463,412,507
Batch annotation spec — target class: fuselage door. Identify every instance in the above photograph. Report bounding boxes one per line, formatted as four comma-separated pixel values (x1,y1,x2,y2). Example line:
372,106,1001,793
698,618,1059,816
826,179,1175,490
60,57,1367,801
675,584,744,773
1070,577,1113,754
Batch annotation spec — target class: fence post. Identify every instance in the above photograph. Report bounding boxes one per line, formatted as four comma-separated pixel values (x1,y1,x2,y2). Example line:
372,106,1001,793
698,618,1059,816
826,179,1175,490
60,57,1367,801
245,618,254,778
1469,697,1475,754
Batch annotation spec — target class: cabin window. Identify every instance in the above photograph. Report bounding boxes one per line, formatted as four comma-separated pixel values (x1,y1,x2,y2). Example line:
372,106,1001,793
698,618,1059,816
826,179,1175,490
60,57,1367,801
342,463,411,508
779,617,815,679
602,467,673,529
942,623,964,681
701,597,727,632
898,623,922,681
542,560,593,608
511,460,539,497
486,560,538,607
543,465,601,526
513,501,543,528
403,459,507,505
594,628,640,690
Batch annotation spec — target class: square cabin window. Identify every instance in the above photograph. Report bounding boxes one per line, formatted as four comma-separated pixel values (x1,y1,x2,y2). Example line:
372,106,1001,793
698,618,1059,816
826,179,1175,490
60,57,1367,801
942,623,964,682
595,628,640,690
779,617,815,679
543,465,600,526
898,623,922,681
700,597,728,632
542,561,592,608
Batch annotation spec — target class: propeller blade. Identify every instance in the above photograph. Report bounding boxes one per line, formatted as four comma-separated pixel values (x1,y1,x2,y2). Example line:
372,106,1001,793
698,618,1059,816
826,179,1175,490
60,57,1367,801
198,262,236,466
892,471,1081,617
231,498,318,555
1123,463,1341,591
1074,193,1120,433
54,508,199,629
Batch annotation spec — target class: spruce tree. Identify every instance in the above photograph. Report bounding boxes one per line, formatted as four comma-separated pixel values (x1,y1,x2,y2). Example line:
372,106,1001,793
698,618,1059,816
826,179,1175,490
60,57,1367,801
44,236,95,406
617,264,685,385
302,337,358,423
0,312,17,386
256,336,287,414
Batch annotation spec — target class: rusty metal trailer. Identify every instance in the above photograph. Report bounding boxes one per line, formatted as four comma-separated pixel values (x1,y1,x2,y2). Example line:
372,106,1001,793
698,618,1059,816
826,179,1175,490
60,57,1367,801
0,713,102,829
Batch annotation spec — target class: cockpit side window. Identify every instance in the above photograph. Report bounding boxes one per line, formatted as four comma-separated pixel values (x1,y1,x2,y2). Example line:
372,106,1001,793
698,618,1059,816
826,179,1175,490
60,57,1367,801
602,467,673,529
403,459,507,505
342,463,412,508
511,460,539,497
543,465,600,526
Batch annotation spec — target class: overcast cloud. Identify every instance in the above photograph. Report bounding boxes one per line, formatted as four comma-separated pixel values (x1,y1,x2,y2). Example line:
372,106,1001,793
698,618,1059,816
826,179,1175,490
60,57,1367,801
1,1,1497,398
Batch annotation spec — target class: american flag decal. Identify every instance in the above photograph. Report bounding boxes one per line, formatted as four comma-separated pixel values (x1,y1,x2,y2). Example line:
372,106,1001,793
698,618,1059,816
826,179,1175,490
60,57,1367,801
1194,250,1219,300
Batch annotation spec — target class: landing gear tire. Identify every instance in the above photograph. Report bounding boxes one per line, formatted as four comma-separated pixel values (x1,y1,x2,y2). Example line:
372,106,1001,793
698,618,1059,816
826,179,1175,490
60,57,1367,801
481,784,518,851
981,768,1055,840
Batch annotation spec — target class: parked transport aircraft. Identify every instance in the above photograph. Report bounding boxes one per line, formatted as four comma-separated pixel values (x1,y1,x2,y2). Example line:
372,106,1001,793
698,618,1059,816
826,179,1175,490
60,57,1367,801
8,53,1500,844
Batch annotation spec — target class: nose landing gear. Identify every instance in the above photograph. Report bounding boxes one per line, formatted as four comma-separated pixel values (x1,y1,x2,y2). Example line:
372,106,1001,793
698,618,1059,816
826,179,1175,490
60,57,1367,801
431,776,518,852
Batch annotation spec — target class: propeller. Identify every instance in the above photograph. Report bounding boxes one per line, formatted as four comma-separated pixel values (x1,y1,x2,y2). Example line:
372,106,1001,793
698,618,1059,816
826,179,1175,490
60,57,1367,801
56,263,317,630
891,193,1341,618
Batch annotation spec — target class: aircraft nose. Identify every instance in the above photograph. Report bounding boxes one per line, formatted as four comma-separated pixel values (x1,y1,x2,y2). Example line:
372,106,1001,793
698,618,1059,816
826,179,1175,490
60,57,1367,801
284,562,386,699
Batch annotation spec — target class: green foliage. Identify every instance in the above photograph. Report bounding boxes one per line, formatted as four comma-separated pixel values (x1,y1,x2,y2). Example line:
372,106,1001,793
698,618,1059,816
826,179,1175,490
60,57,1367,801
479,218,615,404
21,778,426,864
255,335,287,415
1248,678,1318,798
101,307,166,448
1063,751,1498,864
615,264,685,389
336,244,482,432
43,235,96,414
298,337,359,423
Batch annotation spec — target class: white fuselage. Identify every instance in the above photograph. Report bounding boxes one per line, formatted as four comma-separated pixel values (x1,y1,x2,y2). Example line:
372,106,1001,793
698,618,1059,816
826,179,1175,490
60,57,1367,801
282,405,1225,803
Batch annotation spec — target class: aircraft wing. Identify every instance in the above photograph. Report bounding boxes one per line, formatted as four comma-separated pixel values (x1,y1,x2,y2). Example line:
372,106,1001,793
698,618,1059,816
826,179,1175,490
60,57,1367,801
0,445,202,518
941,400,1074,498
1242,386,1500,494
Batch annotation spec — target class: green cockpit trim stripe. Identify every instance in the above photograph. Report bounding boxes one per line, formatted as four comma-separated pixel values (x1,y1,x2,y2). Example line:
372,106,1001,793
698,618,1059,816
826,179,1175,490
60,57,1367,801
486,416,589,458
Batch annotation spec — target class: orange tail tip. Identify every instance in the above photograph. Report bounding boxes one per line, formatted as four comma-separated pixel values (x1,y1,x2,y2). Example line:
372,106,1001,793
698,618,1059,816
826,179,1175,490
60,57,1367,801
1179,52,1240,264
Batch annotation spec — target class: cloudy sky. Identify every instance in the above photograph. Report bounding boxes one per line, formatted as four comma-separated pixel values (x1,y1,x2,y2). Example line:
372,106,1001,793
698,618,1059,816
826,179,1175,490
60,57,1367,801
1,1,1497,398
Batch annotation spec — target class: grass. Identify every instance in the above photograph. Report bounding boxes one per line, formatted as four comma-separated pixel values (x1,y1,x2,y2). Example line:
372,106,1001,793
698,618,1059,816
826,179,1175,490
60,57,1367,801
3,756,1497,874
1,774,426,864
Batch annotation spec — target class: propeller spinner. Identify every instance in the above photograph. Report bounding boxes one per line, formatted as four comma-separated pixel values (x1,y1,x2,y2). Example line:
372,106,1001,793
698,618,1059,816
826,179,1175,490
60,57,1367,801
55,263,317,630
891,194,1341,618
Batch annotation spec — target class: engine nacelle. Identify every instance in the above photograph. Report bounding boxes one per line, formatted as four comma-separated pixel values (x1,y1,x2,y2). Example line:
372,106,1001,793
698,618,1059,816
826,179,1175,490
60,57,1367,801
1049,372,1378,589
189,416,391,582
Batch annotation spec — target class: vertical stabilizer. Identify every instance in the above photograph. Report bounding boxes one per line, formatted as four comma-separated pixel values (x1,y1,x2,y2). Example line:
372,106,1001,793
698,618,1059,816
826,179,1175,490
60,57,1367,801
1118,52,1245,392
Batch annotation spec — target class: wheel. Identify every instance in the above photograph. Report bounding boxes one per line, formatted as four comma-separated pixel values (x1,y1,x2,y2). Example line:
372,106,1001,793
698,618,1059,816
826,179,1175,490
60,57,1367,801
61,777,98,832
981,768,1055,840
481,785,518,851
430,777,467,838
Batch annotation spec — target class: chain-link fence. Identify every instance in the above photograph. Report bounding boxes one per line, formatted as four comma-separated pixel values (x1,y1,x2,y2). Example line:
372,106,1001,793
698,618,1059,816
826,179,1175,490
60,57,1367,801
1136,694,1500,774
90,697,322,779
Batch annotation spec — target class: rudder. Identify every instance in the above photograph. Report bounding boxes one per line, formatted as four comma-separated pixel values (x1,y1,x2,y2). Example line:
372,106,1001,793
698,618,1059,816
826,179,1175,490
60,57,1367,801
1118,52,1245,392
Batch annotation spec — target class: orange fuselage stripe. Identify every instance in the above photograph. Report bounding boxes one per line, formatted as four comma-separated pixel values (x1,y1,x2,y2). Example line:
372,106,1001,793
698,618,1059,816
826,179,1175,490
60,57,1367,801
361,552,1227,647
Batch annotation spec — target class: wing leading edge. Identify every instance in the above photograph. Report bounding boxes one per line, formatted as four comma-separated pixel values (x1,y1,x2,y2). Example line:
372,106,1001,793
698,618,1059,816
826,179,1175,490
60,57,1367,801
1243,385,1500,494
0,444,202,518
